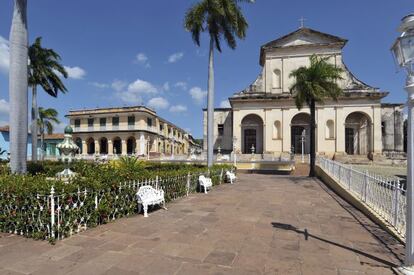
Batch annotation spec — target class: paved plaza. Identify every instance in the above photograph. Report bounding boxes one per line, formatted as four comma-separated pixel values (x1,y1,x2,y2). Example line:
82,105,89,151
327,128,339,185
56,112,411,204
0,173,405,274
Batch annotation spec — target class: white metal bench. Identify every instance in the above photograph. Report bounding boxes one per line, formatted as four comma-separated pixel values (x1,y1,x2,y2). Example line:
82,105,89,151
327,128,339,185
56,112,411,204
198,175,213,194
225,171,237,184
136,186,166,217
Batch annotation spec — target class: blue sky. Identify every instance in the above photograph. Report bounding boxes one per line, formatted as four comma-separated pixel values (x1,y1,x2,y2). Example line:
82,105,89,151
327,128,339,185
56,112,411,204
0,1,412,138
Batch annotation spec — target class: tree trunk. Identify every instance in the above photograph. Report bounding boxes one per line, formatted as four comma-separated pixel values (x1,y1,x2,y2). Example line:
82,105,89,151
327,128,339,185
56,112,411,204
41,130,45,161
31,86,38,162
207,37,215,167
9,0,28,174
309,99,316,177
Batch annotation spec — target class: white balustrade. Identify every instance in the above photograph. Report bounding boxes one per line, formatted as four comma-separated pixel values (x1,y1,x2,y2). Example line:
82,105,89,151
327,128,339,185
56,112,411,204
317,157,406,238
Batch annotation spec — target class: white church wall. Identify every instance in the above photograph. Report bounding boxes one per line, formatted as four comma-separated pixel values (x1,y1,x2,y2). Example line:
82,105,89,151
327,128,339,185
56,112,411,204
264,46,342,94
203,109,233,152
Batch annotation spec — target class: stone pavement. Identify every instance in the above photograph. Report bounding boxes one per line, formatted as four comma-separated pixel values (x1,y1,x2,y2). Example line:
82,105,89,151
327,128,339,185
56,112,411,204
0,174,404,275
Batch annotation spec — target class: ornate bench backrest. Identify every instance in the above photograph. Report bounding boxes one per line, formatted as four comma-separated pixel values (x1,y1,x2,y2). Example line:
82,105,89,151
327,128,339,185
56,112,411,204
137,186,158,200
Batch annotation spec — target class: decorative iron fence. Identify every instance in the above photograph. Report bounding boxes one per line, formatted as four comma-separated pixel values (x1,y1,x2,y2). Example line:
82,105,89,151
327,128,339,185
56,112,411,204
317,157,406,238
0,169,226,241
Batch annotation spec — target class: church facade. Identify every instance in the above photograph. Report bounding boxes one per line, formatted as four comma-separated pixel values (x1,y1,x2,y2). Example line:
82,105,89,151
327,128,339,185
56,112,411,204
203,27,405,159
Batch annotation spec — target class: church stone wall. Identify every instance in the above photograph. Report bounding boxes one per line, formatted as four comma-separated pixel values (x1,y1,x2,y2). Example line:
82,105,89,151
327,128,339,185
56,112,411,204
264,46,342,94
381,104,405,153
203,109,233,153
225,99,383,157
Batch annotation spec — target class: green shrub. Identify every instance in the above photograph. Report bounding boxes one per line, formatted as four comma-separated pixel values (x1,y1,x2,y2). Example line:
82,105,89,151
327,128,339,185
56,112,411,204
0,160,232,241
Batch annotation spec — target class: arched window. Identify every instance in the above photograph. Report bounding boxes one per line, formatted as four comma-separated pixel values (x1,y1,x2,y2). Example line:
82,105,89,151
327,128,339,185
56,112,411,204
326,120,335,139
273,121,281,139
272,69,281,89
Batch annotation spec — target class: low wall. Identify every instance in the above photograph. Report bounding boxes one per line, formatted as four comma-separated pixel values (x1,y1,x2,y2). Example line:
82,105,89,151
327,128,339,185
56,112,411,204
316,166,404,243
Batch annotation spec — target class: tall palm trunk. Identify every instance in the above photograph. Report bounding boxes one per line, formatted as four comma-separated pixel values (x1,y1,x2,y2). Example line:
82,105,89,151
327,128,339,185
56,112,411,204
31,86,38,161
309,99,316,177
9,0,28,174
41,128,45,161
207,37,215,167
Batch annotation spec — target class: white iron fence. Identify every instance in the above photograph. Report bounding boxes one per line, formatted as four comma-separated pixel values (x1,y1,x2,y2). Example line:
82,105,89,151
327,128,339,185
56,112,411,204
317,157,406,238
0,169,226,241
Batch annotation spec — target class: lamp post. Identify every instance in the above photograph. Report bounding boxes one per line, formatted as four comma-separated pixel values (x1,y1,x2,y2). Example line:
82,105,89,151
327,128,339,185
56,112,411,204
391,14,414,274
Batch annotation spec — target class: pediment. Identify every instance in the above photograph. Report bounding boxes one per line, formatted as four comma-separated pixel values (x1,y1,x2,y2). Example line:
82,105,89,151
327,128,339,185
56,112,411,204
261,28,347,50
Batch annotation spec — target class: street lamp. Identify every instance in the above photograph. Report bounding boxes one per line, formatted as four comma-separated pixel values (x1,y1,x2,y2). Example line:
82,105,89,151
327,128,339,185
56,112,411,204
391,14,414,274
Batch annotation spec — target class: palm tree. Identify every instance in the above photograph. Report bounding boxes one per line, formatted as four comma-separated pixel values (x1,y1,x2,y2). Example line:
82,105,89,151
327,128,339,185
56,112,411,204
184,0,253,167
9,0,28,174
29,37,68,162
37,107,60,160
289,55,344,177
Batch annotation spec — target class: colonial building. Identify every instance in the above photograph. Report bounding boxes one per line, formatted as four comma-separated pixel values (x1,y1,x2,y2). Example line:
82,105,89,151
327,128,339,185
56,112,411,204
67,106,192,157
204,27,405,159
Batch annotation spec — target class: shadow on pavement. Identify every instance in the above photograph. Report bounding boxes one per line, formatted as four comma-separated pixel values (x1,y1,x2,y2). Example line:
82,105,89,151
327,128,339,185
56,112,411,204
271,222,398,269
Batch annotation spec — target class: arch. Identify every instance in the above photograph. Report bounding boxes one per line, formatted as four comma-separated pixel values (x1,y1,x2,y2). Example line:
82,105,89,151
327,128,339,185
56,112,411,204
326,120,335,139
241,114,264,154
86,137,95,155
273,120,281,139
112,137,122,155
99,137,108,155
291,113,311,154
272,69,281,89
345,112,372,155
127,137,136,155
75,138,82,154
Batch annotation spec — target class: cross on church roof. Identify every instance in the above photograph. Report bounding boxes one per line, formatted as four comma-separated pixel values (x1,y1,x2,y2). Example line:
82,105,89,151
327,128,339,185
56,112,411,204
299,17,306,28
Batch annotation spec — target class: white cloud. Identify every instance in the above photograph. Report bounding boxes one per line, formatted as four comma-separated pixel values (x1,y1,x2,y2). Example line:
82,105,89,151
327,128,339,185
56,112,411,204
169,104,187,113
174,81,188,91
117,79,158,104
118,92,142,105
168,52,184,63
162,82,170,92
64,66,86,79
0,99,10,126
0,36,9,74
0,99,10,114
189,86,207,105
111,80,127,92
148,97,169,110
89,82,109,89
127,79,158,95
135,53,150,68
219,100,231,108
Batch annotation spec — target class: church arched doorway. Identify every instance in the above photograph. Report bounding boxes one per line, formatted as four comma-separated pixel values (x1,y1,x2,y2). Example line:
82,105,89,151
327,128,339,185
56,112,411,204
345,112,372,156
241,114,264,154
291,113,311,154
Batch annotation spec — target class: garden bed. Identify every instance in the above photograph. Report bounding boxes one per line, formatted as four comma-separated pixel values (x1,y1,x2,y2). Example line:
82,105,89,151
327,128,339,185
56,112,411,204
0,158,231,242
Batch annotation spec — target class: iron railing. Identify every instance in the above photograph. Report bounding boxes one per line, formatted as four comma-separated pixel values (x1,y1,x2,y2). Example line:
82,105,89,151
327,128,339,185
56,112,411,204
317,157,406,238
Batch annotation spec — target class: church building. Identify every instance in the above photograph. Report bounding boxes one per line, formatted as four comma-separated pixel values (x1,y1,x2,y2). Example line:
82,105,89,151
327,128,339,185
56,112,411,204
203,27,405,160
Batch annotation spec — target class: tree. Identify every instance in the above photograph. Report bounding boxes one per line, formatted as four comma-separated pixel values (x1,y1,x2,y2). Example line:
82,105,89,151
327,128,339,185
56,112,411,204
9,0,28,174
289,55,343,177
29,37,68,162
184,0,253,167
37,107,60,160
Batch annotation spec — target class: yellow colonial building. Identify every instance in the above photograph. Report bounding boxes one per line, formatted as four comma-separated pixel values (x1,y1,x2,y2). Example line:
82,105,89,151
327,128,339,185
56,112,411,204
66,106,192,157
204,27,405,160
